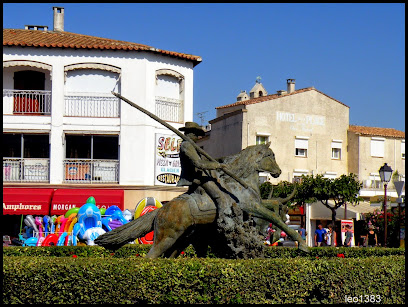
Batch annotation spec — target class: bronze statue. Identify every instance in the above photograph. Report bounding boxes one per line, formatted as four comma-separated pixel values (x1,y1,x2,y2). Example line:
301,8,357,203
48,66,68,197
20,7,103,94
94,93,309,257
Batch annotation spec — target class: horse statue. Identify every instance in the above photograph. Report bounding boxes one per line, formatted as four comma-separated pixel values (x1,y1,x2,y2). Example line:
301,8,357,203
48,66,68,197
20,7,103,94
95,143,309,258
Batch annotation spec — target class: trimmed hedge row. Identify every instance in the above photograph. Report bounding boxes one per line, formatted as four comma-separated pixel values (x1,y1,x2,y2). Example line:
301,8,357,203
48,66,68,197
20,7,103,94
3,255,405,304
3,244,405,258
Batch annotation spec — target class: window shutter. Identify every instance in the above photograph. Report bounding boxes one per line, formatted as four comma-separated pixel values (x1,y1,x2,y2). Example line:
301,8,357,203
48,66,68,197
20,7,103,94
370,138,384,157
295,138,308,150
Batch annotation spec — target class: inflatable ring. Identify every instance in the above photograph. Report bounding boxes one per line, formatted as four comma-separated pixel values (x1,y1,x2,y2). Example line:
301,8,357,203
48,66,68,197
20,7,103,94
65,207,80,218
42,234,59,246
134,197,162,219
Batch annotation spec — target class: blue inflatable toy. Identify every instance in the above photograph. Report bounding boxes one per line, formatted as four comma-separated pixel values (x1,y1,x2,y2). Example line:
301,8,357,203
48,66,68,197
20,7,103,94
73,201,106,245
102,205,128,231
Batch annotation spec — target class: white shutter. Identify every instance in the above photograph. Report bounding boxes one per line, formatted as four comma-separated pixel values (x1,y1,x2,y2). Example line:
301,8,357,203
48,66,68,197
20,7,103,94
155,75,180,99
65,69,119,93
371,138,384,157
401,140,405,157
331,140,342,149
295,138,308,150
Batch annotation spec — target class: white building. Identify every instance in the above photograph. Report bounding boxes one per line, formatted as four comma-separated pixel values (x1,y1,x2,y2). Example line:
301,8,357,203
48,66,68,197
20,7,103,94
3,7,201,227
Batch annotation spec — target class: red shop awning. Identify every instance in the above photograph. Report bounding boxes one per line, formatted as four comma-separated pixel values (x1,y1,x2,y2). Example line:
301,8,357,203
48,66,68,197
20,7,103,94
50,189,124,215
3,188,55,215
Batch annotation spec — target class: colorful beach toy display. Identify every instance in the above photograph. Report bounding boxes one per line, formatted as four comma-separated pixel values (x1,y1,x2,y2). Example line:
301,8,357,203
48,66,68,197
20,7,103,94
134,197,162,244
14,195,164,247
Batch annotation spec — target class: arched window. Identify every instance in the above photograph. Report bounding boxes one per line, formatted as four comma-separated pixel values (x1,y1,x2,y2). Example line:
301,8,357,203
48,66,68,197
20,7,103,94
155,69,184,123
64,64,121,117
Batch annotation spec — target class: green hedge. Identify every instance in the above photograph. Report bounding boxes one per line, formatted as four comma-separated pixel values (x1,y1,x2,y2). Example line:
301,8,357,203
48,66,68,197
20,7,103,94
3,255,405,304
3,244,405,259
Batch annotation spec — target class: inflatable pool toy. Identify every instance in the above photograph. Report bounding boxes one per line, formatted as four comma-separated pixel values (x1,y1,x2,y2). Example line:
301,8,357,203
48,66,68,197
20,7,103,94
100,207,106,215
67,216,78,235
57,232,69,246
37,237,46,246
59,216,69,234
64,213,77,234
50,215,57,234
54,215,63,234
123,209,132,221
102,206,129,232
23,237,38,247
86,196,96,205
42,234,59,246
42,215,50,236
35,217,45,245
73,202,105,245
64,207,80,218
137,205,159,244
134,197,162,219
24,215,39,238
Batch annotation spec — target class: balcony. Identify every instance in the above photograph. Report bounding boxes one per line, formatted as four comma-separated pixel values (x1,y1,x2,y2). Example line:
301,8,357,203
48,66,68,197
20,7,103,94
155,96,184,123
64,92,120,117
3,89,51,115
63,159,119,183
3,158,50,182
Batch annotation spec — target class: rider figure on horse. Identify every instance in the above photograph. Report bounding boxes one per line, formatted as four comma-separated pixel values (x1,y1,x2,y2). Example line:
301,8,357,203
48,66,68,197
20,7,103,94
177,122,228,207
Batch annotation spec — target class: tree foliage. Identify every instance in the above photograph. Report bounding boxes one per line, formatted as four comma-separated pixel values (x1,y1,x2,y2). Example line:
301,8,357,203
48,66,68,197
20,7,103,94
260,173,363,235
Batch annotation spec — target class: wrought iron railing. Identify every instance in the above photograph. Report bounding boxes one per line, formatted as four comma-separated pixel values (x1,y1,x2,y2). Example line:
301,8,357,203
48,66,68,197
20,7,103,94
155,96,183,123
3,89,51,115
64,93,120,117
3,158,50,182
63,159,119,183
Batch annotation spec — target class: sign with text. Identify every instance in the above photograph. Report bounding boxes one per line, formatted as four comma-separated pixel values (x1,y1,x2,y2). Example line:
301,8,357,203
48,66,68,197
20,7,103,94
341,219,355,247
154,133,182,186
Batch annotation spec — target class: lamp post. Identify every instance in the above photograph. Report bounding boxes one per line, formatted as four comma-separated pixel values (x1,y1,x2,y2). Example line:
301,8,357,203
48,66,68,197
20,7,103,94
378,163,393,247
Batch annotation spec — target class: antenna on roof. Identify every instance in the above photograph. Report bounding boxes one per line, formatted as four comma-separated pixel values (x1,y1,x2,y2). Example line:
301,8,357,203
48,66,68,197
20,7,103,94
195,111,208,126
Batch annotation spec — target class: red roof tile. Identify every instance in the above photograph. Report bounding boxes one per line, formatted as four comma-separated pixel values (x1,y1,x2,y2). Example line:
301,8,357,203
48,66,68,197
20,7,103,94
216,87,349,109
349,125,405,138
3,29,202,65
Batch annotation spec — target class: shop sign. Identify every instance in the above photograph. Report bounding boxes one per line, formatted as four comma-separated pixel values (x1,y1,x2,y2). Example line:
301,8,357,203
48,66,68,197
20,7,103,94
154,133,182,186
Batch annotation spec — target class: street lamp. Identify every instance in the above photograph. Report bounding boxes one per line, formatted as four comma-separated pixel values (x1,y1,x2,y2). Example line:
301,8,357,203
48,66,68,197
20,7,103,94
378,163,393,247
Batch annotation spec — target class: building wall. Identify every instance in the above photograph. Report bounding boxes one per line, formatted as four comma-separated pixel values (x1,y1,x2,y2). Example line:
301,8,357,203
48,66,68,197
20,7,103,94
353,134,405,188
201,89,350,183
3,46,194,191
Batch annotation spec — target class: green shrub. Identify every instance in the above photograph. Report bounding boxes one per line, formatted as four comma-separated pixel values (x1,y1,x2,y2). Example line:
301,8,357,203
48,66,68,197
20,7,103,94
3,255,405,304
3,245,405,259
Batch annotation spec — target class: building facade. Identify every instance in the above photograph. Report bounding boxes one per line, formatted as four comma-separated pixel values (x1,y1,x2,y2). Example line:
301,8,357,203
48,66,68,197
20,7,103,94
198,78,405,246
3,7,201,224
199,79,351,184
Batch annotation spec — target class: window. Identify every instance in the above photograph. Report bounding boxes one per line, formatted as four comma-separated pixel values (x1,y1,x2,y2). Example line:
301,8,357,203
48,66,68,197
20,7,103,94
155,70,184,123
371,137,385,157
256,135,269,145
65,69,119,93
3,133,49,158
402,140,405,159
293,170,308,183
65,135,118,159
323,172,337,179
295,137,308,157
331,140,342,160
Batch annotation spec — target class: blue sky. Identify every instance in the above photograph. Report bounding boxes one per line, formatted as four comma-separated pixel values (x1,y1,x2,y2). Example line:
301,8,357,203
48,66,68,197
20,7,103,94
3,3,405,131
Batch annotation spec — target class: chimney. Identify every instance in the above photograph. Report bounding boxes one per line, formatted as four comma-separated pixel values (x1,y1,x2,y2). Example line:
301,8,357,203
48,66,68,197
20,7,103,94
277,90,287,96
287,79,295,93
53,7,64,32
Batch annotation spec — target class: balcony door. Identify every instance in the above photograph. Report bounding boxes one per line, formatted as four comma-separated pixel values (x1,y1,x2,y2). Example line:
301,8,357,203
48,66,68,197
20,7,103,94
14,70,45,91
13,70,45,114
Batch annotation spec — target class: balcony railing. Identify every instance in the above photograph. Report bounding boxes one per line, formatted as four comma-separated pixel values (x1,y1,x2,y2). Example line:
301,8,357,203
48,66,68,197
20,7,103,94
63,159,119,183
155,96,183,123
3,158,50,182
64,93,120,117
3,89,51,115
